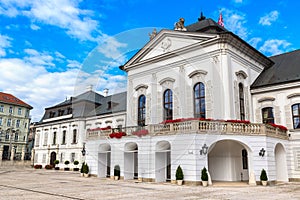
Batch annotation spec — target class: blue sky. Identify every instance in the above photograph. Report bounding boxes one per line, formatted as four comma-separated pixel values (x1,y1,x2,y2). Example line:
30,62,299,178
0,0,298,121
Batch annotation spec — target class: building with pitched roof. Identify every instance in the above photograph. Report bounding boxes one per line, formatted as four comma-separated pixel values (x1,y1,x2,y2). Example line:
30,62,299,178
34,16,300,185
0,92,33,161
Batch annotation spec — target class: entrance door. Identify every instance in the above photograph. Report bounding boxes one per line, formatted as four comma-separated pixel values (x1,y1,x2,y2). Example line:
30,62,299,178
2,145,9,160
50,152,56,166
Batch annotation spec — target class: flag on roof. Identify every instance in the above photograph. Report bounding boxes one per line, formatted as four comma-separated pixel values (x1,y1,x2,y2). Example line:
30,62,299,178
218,12,224,27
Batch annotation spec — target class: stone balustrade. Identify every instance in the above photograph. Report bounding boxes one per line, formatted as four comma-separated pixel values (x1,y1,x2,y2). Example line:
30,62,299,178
86,120,288,140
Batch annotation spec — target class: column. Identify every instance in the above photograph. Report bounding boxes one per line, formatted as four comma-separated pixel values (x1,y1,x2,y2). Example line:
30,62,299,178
21,146,26,161
0,145,3,163
10,146,15,160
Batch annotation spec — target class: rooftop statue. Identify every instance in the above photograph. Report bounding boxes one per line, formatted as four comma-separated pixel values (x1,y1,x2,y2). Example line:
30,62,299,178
174,18,187,31
148,28,157,40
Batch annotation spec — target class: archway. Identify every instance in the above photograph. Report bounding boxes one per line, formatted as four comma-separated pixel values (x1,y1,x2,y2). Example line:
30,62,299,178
98,144,111,178
155,141,171,182
50,152,56,166
275,143,288,182
208,140,251,182
124,142,138,180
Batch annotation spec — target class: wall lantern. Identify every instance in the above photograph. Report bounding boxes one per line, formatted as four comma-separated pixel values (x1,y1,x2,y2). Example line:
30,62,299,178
200,144,208,155
259,148,265,157
81,143,86,156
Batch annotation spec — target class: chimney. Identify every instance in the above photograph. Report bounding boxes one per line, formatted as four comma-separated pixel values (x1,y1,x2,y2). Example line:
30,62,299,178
103,88,109,97
86,85,93,92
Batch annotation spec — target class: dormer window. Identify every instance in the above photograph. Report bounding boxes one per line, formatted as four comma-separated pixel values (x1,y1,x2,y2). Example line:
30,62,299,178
58,109,64,116
67,107,72,114
49,111,55,118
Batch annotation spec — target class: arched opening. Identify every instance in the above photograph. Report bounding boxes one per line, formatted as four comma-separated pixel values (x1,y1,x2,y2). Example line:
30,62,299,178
98,144,111,178
50,152,56,166
124,142,138,180
155,141,171,182
208,140,252,182
275,143,288,182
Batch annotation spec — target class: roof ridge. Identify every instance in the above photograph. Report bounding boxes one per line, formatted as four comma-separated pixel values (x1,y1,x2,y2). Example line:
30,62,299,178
270,49,300,58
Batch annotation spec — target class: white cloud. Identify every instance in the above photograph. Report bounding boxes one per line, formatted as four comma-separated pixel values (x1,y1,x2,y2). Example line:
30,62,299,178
249,37,262,48
0,0,101,41
259,11,279,26
24,48,55,67
0,34,12,57
67,59,81,69
220,8,248,39
30,24,40,30
259,39,291,56
233,0,243,3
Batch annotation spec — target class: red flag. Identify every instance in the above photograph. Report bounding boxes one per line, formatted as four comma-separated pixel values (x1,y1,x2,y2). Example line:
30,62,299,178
218,13,224,27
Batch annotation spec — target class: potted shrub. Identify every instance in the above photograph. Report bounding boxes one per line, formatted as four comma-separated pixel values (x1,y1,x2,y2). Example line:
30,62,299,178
82,163,89,177
73,160,79,171
54,160,60,170
80,162,85,177
260,169,268,186
64,160,70,171
175,165,184,185
45,164,53,170
201,167,208,187
114,165,120,180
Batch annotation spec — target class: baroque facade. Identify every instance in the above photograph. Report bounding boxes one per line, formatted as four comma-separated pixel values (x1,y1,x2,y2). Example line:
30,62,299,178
0,92,33,161
35,17,300,184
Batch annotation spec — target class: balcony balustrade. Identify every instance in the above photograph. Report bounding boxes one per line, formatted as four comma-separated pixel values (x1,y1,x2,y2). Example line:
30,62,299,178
86,119,288,140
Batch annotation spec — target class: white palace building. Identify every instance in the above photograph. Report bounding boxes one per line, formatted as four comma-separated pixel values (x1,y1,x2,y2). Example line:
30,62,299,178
34,16,300,185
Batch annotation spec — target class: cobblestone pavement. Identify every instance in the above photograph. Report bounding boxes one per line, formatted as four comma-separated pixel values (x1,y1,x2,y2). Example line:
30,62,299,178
0,167,300,200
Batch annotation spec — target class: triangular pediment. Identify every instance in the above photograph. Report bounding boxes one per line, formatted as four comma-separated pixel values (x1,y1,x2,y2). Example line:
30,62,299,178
123,29,218,70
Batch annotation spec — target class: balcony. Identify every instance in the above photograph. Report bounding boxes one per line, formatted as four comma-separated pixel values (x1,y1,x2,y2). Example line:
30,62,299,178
86,119,288,140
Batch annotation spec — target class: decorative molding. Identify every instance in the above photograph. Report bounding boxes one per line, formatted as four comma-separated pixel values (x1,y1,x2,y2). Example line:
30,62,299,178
287,93,300,99
134,84,148,91
95,122,102,125
161,38,172,52
235,70,248,79
258,97,275,103
105,120,112,124
159,77,175,85
72,124,78,127
188,70,208,78
116,118,124,122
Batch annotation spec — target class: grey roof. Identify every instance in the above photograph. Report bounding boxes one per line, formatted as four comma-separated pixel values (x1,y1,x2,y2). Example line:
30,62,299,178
251,49,300,89
186,18,228,33
39,90,126,123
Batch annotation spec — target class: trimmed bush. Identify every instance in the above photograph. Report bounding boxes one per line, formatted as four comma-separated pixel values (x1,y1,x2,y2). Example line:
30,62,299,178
54,160,59,165
201,167,208,181
82,163,89,174
45,164,53,170
64,160,70,165
260,169,268,181
74,160,79,165
34,164,42,169
175,165,184,180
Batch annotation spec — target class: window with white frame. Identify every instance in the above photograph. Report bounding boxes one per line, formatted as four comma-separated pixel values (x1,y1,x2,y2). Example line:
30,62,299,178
52,132,57,145
71,153,75,163
18,108,22,115
292,103,300,129
0,117,2,126
14,132,18,141
62,130,66,144
262,107,274,124
194,82,206,118
163,89,173,120
60,152,64,163
43,133,48,146
7,118,11,126
9,106,13,114
138,95,146,126
16,119,20,128
35,133,40,146
0,105,3,112
72,129,77,144
239,83,245,120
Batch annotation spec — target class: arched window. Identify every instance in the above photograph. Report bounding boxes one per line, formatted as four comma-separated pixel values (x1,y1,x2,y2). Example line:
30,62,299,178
194,82,205,118
72,129,77,144
242,149,248,169
292,103,300,129
163,89,173,120
262,107,274,124
138,95,146,126
239,83,245,120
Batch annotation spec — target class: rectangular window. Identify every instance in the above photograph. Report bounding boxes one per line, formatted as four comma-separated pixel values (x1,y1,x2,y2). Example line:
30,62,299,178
62,130,66,144
16,120,20,128
262,107,274,124
7,118,11,126
35,153,38,162
0,105,3,112
60,152,64,163
25,123,27,128
14,132,18,141
292,104,300,129
18,108,22,115
5,132,9,140
52,132,56,145
72,129,77,144
9,106,13,114
71,153,75,163
0,117,2,126
35,134,40,147
43,133,48,146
